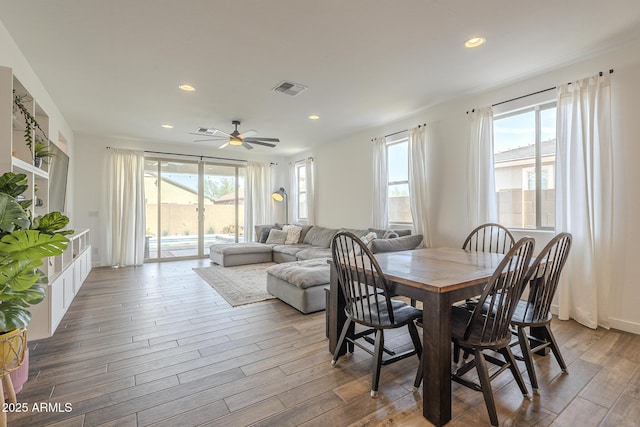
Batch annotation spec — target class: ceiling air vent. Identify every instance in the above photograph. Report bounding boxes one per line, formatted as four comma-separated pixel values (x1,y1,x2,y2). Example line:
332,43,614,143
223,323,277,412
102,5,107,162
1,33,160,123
195,127,216,135
272,81,307,96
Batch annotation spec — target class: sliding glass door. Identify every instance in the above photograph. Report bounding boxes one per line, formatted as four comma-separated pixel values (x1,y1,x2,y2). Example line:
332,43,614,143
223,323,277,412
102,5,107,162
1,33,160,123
144,157,245,261
203,164,246,256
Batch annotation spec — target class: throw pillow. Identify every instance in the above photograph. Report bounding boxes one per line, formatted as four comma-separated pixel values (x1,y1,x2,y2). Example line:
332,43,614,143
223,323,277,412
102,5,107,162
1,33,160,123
283,225,303,245
382,230,399,239
265,229,288,245
259,230,271,243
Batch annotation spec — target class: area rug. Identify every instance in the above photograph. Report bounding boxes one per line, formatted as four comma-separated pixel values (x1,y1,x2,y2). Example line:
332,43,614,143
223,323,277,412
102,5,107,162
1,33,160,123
193,262,276,307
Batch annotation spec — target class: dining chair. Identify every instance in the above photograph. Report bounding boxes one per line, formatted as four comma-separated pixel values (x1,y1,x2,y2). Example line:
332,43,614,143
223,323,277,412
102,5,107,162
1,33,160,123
414,236,535,427
462,222,516,255
510,232,572,394
454,222,516,362
331,231,423,398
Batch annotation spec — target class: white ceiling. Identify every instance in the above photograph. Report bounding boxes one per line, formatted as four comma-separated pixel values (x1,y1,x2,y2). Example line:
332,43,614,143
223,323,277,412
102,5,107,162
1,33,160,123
1,0,639,156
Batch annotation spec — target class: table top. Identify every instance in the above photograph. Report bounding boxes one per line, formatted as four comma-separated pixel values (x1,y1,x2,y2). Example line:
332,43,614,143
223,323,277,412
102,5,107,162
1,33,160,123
373,247,505,293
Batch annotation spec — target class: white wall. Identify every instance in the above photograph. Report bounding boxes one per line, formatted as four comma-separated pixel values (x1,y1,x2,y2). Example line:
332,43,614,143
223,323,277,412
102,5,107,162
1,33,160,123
297,40,640,333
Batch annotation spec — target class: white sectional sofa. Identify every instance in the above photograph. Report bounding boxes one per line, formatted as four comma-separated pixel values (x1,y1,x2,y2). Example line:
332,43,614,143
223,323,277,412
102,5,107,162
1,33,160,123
209,224,423,313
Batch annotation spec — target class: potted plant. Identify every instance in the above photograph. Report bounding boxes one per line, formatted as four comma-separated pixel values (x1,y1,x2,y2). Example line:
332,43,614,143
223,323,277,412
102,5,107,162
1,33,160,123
0,171,72,397
13,91,47,166
33,138,56,168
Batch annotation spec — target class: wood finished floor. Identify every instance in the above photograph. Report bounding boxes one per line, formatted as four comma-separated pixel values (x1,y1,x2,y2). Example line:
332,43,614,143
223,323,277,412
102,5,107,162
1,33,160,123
9,258,640,427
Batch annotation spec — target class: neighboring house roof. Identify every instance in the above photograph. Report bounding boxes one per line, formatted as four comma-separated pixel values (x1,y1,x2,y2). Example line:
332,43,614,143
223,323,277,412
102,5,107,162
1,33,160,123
214,191,245,204
494,139,556,163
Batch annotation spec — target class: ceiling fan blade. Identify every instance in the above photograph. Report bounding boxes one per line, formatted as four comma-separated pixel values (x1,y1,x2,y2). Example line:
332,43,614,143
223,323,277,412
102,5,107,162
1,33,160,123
246,140,277,148
244,137,280,143
239,129,258,138
242,141,254,150
218,142,230,149
193,138,225,142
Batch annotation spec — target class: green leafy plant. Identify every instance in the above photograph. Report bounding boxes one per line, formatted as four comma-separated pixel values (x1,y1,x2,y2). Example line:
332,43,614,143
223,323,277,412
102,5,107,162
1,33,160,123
13,91,46,157
33,138,56,165
0,172,73,332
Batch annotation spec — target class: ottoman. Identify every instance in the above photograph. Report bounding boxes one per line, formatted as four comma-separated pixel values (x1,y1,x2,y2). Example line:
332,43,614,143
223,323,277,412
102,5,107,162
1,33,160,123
266,258,330,314
209,243,272,267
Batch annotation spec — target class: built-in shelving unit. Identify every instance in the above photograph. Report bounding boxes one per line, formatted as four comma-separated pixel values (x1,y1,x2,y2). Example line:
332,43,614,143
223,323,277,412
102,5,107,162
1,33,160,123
30,230,92,341
1,66,90,340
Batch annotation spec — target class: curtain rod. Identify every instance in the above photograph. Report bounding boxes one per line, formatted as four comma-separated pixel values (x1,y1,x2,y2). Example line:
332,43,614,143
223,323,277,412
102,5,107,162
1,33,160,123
370,123,427,141
467,69,614,113
106,147,248,163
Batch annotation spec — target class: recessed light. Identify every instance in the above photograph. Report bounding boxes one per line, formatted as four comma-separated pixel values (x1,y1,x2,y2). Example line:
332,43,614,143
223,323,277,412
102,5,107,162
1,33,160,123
464,36,486,48
161,124,174,129
178,84,195,92
308,115,319,120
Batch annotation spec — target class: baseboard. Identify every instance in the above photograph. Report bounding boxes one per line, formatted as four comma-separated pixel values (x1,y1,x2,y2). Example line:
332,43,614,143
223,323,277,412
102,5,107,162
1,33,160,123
551,304,640,335
608,317,640,335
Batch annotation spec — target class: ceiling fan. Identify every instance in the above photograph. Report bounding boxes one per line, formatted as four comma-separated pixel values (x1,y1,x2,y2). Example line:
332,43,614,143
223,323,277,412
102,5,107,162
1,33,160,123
190,120,279,150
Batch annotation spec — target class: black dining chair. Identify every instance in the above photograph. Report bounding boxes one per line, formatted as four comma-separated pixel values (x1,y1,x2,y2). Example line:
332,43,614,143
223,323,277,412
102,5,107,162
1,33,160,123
454,222,516,363
462,223,516,255
331,231,423,398
414,236,535,427
511,232,572,394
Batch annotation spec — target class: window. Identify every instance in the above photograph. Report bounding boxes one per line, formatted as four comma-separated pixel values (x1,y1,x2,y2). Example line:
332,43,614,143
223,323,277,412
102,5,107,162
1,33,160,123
493,102,556,229
387,137,413,225
296,162,308,221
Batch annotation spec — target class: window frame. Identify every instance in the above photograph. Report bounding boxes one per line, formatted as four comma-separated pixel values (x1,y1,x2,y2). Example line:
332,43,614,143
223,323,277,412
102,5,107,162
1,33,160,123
493,100,556,231
386,135,413,227
295,160,308,222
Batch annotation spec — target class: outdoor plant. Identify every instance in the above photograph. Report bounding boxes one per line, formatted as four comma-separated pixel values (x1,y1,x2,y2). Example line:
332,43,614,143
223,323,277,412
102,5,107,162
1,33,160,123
0,172,73,331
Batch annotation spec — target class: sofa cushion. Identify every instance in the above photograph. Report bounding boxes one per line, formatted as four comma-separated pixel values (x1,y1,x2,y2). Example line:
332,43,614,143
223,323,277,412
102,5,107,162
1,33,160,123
271,244,310,257
370,234,423,253
295,224,314,243
265,229,288,244
255,224,277,243
303,226,338,248
368,227,412,238
283,225,303,244
266,258,330,290
296,247,332,260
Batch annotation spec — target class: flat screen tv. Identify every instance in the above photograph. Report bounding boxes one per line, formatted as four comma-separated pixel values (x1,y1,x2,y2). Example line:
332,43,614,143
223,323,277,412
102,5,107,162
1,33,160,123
47,141,69,214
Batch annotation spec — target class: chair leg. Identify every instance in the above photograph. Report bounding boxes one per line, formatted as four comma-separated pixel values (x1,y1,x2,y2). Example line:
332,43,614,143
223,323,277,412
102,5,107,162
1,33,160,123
545,324,568,373
501,345,530,398
332,318,353,365
407,321,422,359
413,355,423,390
371,329,384,397
517,325,539,393
474,349,499,427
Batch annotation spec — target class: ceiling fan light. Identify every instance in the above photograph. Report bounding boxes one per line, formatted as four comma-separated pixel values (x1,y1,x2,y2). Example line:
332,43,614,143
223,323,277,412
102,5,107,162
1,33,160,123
229,137,243,146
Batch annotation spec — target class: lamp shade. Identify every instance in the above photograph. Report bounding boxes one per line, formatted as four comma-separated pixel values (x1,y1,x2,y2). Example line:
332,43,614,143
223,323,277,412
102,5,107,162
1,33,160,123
272,187,287,202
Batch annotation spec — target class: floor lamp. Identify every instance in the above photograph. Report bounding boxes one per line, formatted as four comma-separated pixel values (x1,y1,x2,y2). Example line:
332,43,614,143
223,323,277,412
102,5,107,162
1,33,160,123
272,187,288,224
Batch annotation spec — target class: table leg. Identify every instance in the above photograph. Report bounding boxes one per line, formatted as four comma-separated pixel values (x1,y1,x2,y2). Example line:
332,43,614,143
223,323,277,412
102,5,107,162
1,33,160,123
328,262,348,356
422,291,452,426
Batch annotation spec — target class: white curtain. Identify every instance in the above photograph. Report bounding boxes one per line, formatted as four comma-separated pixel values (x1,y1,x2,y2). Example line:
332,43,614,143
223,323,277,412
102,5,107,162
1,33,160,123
305,157,316,225
372,136,389,229
246,162,272,241
408,126,431,247
104,148,146,267
556,73,613,329
467,107,498,228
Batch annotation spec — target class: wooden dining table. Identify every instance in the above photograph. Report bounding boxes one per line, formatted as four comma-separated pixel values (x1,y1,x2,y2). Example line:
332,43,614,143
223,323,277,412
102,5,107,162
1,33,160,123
328,247,506,427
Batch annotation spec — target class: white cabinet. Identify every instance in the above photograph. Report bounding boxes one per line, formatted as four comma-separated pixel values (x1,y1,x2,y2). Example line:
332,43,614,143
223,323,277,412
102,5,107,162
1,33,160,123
29,230,92,341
